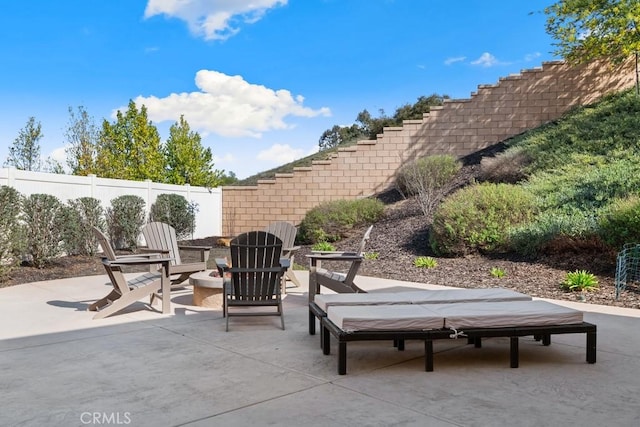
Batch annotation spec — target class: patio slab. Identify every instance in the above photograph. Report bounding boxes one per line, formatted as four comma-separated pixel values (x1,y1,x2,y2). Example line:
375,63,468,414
1,271,639,426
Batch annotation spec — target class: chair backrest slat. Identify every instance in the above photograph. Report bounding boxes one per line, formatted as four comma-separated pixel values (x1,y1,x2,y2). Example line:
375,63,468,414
265,221,297,249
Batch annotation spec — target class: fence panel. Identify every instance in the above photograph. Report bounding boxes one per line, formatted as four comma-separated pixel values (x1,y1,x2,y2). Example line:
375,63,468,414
0,167,222,239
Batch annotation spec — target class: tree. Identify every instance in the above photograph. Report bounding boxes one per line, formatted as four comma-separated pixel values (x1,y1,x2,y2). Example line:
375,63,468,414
544,0,640,65
5,117,43,171
95,100,165,182
64,106,98,175
163,115,223,187
544,0,640,94
318,124,365,151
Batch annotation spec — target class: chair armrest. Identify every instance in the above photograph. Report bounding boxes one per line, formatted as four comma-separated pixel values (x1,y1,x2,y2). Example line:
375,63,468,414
103,257,174,267
215,258,230,277
279,258,291,270
138,248,169,255
306,253,363,261
178,245,211,262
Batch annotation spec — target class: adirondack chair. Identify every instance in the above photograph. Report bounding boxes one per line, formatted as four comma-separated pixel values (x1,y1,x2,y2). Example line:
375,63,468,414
141,222,211,287
306,225,373,334
215,231,288,331
89,227,173,319
265,221,301,292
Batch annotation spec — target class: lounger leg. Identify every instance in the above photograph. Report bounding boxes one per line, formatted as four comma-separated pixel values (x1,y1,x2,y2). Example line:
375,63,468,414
542,334,551,346
587,330,597,364
397,339,405,351
338,342,347,375
309,310,316,335
322,326,331,355
510,337,519,368
425,340,434,372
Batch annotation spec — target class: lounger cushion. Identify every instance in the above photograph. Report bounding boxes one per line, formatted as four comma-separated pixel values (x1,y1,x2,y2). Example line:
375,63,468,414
327,305,444,332
314,288,531,312
427,300,584,329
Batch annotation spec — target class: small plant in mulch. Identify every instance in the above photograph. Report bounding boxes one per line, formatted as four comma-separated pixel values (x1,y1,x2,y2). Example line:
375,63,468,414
414,256,438,268
561,270,599,298
490,267,506,278
364,252,379,260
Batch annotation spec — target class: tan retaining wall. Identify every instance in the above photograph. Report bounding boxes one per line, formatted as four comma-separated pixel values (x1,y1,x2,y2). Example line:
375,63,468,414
222,59,636,235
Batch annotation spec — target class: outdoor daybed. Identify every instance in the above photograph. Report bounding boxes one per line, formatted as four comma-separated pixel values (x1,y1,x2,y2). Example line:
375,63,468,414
308,288,533,335
318,300,596,375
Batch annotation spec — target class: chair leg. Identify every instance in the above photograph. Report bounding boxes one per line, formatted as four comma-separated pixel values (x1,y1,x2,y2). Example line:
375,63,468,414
88,289,121,311
279,301,285,330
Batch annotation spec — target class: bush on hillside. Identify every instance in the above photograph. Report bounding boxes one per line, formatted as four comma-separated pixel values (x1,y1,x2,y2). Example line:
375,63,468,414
598,196,640,250
298,198,384,244
0,186,22,278
149,194,198,239
526,157,640,214
106,195,145,250
430,183,536,256
61,197,105,256
395,154,461,217
479,147,531,184
22,194,65,268
508,210,599,256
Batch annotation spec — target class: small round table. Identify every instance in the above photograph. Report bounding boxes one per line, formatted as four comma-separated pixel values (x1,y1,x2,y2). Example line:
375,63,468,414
189,270,224,309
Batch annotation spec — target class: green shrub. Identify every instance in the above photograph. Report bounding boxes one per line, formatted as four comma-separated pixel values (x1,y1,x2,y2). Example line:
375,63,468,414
598,196,640,249
414,256,438,268
22,193,65,268
149,193,198,239
312,241,336,252
561,270,599,292
298,198,384,244
106,195,145,250
0,186,22,279
430,183,536,256
61,197,105,256
395,154,461,216
509,210,598,256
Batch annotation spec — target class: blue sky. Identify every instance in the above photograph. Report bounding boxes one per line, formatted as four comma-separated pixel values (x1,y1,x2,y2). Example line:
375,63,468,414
0,0,557,179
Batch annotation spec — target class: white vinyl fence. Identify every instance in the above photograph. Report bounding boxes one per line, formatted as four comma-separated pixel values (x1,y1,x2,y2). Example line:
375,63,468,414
0,167,222,239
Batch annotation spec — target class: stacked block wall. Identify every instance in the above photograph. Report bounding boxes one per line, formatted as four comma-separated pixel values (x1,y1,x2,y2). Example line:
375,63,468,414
222,59,636,235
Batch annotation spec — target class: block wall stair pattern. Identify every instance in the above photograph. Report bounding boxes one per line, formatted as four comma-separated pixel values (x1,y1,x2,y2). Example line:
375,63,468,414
222,58,636,234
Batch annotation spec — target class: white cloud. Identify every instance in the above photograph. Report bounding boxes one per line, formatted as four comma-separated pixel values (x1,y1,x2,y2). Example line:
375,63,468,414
118,70,331,138
144,0,287,41
49,146,67,164
444,56,466,65
471,52,500,67
524,52,541,62
257,143,305,164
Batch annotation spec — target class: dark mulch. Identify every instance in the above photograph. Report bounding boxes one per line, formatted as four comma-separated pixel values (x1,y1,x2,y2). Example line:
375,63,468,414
3,195,640,310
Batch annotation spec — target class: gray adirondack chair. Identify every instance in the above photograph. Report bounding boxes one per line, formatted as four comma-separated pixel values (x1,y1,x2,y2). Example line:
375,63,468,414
141,222,211,287
265,221,301,292
306,225,373,334
215,231,288,331
89,227,172,319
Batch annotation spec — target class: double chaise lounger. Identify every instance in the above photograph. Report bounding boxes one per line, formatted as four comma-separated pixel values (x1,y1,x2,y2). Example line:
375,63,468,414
309,289,596,375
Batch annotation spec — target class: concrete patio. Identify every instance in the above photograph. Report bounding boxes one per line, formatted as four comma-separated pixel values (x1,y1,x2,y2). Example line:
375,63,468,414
1,271,640,427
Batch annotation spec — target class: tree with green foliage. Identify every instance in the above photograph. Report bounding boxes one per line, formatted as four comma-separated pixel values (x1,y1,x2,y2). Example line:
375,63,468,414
64,106,98,175
164,115,224,187
545,0,640,64
5,117,43,171
545,0,640,93
95,100,165,181
318,124,365,151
